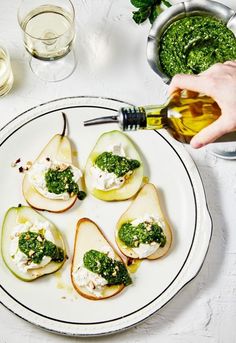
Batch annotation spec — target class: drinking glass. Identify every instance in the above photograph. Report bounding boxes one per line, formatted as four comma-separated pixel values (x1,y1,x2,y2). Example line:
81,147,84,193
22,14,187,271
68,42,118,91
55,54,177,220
17,0,76,82
0,45,14,96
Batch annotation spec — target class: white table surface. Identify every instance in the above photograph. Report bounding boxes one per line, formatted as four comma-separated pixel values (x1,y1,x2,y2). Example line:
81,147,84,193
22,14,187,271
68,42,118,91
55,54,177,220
0,0,236,342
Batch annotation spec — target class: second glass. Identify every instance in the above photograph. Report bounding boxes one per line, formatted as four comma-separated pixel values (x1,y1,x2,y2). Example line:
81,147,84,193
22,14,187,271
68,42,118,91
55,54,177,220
17,0,76,82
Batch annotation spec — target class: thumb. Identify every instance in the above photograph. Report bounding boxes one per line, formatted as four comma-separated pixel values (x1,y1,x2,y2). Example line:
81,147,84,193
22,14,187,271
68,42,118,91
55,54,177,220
190,117,229,148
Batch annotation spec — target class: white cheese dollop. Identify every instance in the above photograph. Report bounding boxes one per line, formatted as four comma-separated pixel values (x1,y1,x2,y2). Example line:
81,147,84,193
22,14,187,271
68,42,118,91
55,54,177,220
90,166,125,190
130,214,165,258
107,143,126,157
132,242,160,258
73,266,108,297
90,143,132,191
10,220,55,274
28,159,82,200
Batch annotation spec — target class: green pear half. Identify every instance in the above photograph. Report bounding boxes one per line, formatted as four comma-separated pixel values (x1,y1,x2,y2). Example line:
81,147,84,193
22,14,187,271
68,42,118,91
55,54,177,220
71,218,128,300
1,206,66,281
115,183,172,260
85,130,143,201
23,134,78,212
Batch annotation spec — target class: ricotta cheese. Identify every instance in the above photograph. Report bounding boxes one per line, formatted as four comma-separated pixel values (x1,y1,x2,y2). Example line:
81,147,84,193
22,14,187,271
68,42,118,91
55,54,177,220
28,159,82,200
73,266,108,297
132,242,160,258
10,219,55,274
90,166,125,190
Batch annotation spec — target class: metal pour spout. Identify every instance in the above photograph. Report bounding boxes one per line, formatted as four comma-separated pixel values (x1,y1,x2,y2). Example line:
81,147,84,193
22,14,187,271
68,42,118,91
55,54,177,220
84,114,119,126
83,107,147,131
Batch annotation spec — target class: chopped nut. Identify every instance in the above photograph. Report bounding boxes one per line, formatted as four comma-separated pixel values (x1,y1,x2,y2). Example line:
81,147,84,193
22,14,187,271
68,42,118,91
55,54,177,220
88,281,95,290
59,163,68,171
26,161,32,169
112,270,117,276
11,158,21,167
37,235,43,242
29,250,35,257
25,234,30,240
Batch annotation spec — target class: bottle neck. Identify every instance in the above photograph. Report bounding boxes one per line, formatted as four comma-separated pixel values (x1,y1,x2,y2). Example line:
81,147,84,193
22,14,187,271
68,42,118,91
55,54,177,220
119,105,167,131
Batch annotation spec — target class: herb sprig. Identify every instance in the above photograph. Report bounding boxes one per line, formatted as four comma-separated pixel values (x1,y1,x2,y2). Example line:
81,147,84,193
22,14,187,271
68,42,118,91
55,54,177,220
131,0,171,24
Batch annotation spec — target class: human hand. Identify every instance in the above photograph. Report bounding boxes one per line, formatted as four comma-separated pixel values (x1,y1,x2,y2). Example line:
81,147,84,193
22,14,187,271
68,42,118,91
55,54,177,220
168,61,236,148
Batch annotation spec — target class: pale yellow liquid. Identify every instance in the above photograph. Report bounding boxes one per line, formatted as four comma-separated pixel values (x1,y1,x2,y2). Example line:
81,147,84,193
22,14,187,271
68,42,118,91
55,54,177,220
0,48,13,96
21,5,74,60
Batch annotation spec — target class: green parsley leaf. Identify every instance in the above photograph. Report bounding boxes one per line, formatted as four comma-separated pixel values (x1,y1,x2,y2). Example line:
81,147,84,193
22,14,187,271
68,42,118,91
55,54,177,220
132,7,152,24
130,0,172,25
131,0,155,8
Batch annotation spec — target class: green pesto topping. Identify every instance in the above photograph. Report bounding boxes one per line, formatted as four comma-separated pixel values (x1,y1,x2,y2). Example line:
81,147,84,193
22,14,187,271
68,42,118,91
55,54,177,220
83,249,132,286
45,166,84,198
95,152,140,177
18,231,64,264
159,16,236,77
118,222,166,248
77,191,87,200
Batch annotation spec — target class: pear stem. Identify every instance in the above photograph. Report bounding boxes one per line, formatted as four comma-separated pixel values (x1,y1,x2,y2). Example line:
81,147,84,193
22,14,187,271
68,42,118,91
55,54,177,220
61,112,67,137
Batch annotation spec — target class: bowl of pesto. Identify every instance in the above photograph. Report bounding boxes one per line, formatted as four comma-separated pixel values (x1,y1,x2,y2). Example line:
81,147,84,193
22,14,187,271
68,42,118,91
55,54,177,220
147,0,236,83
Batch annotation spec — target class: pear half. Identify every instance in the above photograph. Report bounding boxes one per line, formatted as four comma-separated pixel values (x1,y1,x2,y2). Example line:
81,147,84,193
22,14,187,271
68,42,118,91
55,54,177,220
85,130,143,201
23,134,78,212
71,218,129,300
116,183,172,260
1,206,66,281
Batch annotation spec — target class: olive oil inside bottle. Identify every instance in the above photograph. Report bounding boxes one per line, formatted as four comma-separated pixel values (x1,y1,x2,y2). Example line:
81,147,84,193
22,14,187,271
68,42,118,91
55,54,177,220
144,90,221,143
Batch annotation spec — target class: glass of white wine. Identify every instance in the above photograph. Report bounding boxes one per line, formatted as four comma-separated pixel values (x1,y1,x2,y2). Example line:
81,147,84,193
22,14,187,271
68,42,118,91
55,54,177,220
0,44,14,96
17,0,76,82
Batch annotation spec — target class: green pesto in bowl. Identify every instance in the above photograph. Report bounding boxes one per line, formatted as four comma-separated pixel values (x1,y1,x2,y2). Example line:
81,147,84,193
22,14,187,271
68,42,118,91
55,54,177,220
159,15,236,77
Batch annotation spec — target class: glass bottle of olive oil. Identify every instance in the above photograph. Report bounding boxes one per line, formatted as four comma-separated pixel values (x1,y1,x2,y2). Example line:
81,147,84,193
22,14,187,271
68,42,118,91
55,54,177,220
84,90,221,143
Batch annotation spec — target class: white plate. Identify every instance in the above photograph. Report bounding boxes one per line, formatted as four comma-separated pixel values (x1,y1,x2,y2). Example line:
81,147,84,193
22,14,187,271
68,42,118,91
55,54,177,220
0,96,212,336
